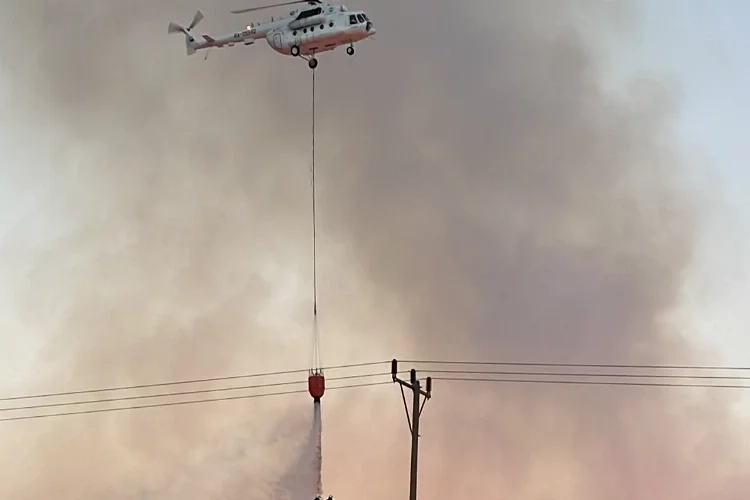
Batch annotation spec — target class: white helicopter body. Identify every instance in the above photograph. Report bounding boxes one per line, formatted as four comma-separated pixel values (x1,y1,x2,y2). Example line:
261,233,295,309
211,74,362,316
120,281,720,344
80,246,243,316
168,0,375,68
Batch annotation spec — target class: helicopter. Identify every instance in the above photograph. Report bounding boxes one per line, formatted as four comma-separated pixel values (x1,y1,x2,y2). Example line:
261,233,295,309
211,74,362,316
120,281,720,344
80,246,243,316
167,0,375,69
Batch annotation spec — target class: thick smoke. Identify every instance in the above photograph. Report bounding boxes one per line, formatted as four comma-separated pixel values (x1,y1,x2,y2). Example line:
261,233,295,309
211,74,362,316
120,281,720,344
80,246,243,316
0,0,748,499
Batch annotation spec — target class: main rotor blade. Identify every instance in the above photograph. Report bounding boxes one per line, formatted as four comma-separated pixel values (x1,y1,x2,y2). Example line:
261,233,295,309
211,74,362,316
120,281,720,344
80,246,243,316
189,10,204,30
230,0,316,14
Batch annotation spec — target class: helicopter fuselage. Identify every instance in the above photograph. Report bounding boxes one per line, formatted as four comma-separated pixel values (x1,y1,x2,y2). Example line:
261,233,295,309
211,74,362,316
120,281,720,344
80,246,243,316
171,2,374,67
263,8,375,56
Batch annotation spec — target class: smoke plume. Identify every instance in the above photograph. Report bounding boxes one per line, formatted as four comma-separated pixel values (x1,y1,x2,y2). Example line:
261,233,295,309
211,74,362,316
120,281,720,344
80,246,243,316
0,0,748,499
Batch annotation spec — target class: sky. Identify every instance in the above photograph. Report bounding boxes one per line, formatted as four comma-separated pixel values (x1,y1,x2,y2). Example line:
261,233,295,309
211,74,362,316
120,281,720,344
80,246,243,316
625,0,750,369
0,0,749,499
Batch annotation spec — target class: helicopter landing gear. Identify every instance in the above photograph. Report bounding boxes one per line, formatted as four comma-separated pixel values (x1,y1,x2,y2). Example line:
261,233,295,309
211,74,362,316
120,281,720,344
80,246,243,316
346,45,354,56
291,45,300,57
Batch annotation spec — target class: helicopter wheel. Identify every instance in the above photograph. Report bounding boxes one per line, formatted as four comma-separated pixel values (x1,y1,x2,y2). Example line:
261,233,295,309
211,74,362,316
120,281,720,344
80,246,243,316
291,45,300,57
308,57,318,69
346,45,354,56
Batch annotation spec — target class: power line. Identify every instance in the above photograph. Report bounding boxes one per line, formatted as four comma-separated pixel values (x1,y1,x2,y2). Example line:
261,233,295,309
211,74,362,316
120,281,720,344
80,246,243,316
433,376,750,389
0,372,392,413
19,368,740,416
404,359,750,371
0,381,391,423
420,369,750,381
7,356,749,410
0,360,389,402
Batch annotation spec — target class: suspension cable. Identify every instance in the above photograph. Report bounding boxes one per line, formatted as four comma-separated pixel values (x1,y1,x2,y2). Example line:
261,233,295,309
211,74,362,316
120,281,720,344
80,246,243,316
312,67,317,318
310,67,321,374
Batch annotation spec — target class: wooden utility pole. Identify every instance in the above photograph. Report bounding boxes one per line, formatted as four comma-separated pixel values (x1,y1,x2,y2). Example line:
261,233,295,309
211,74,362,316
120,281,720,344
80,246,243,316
391,359,432,500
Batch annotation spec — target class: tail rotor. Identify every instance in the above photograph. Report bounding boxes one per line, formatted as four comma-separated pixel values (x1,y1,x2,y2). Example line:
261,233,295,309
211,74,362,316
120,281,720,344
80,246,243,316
168,10,204,55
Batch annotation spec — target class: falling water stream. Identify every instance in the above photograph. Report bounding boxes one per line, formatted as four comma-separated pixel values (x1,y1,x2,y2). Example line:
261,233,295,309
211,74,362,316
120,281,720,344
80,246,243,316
276,400,323,500
313,400,323,497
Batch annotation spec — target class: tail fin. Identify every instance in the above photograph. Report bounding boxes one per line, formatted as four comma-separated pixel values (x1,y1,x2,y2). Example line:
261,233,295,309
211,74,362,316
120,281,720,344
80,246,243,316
186,39,197,56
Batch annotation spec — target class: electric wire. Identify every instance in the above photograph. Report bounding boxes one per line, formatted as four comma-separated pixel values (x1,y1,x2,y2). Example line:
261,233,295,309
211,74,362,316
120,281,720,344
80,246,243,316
0,371,394,413
0,381,391,423
432,376,750,390
7,358,750,415
0,360,390,403
418,369,750,381
403,359,750,371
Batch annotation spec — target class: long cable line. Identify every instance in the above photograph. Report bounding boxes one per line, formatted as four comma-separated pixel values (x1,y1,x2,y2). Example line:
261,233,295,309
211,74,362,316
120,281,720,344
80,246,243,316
6,357,750,410
8,368,750,415
311,66,317,320
0,381,391,423
0,372,393,414
404,359,750,371
433,376,750,390
310,66,321,373
0,360,389,403
6,359,750,422
419,369,750,380
7,374,750,424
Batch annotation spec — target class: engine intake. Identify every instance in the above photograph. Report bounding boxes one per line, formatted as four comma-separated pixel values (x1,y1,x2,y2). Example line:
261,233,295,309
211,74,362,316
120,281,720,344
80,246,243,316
288,15,325,30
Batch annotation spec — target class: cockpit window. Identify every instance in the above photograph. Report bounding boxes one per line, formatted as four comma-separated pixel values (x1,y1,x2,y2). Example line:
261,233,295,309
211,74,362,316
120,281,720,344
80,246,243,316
349,14,357,24
356,14,365,23
362,14,368,20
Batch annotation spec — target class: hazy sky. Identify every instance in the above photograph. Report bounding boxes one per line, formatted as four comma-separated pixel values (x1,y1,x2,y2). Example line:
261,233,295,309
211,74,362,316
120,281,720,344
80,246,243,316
627,0,750,373
0,0,749,499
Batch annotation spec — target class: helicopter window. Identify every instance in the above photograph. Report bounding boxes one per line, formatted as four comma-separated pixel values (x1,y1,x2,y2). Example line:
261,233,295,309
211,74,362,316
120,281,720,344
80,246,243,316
349,14,357,24
356,14,365,23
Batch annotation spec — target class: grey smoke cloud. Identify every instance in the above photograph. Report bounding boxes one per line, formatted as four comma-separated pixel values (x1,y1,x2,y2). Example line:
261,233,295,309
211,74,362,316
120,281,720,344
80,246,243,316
0,0,748,499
